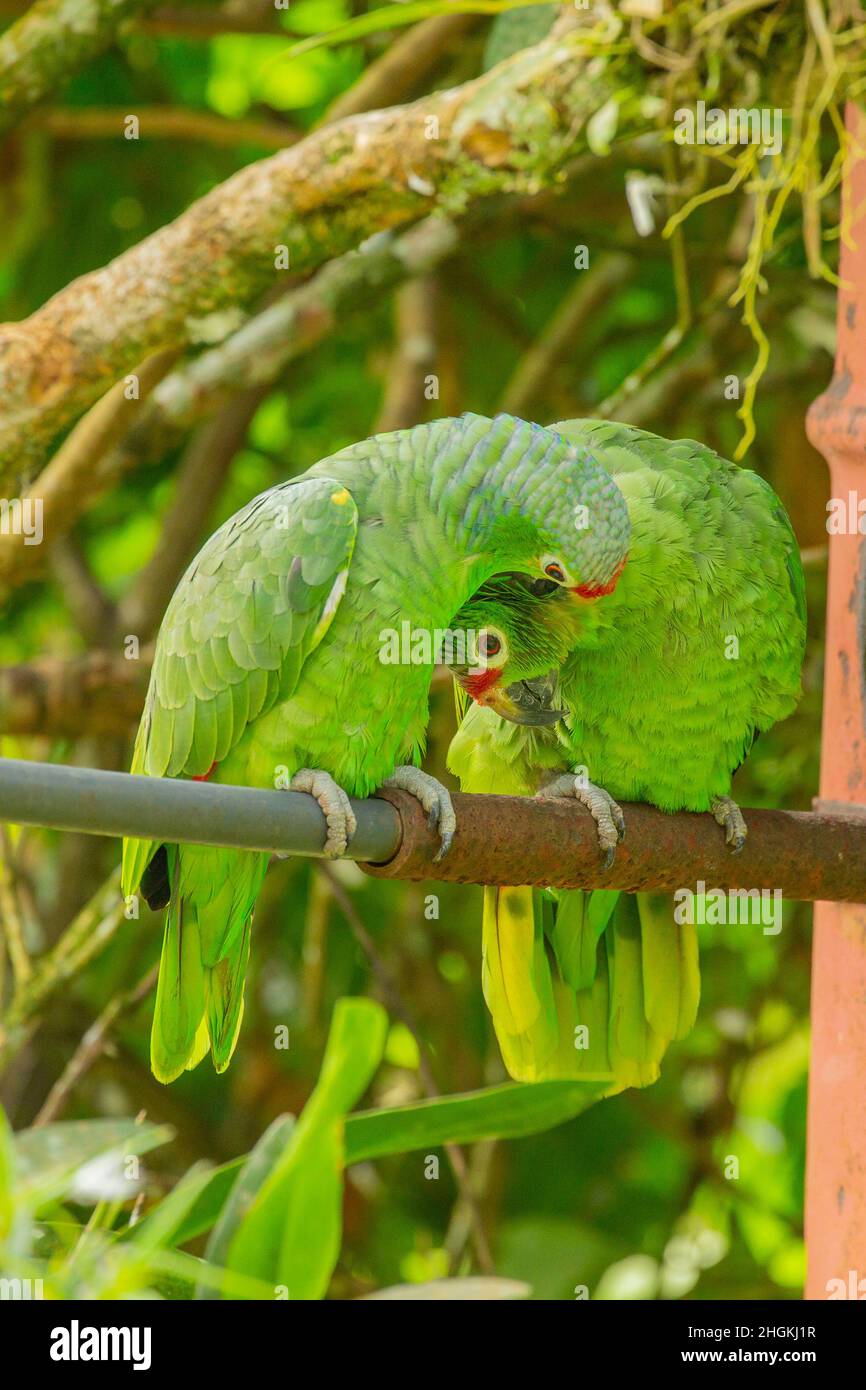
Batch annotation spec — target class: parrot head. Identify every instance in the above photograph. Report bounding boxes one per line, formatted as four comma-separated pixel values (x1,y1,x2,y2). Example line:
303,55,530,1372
455,414,630,602
448,577,576,725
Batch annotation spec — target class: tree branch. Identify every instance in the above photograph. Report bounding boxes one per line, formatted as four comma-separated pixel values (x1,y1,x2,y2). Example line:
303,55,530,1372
32,962,158,1125
118,385,268,640
0,650,151,736
0,0,161,136
27,105,300,149
0,13,638,477
0,866,124,1072
374,275,440,433
49,535,117,647
0,347,177,591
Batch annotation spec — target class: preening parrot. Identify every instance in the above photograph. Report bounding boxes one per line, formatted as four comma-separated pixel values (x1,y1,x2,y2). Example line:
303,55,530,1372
447,578,671,1092
121,412,631,1083
447,419,806,1086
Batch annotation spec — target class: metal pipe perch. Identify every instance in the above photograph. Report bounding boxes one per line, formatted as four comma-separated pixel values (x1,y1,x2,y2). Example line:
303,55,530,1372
0,757,864,901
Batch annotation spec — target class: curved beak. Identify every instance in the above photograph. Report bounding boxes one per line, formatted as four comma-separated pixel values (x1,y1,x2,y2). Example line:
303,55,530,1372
485,671,564,726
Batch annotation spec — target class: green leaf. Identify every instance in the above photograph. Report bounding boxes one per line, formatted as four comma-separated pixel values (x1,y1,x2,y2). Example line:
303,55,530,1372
345,1080,609,1163
160,1078,607,1249
262,0,556,65
586,96,620,156
132,1163,215,1256
13,1118,174,1209
225,998,387,1299
196,1114,295,1298
142,1158,244,1249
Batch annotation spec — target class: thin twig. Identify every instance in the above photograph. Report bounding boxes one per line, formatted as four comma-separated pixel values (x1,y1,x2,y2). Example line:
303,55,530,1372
33,964,158,1126
0,868,125,1071
499,254,633,417
375,276,440,433
27,106,300,149
0,825,33,985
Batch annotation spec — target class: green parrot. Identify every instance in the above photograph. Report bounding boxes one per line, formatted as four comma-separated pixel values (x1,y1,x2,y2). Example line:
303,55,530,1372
121,412,632,1083
448,578,687,1092
447,419,806,1084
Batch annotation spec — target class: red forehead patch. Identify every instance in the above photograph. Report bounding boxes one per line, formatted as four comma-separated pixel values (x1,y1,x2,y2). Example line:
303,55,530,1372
572,554,627,600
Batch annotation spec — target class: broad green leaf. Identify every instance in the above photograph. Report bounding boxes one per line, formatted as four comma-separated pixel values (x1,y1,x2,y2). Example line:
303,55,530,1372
196,1114,295,1298
131,1163,215,1256
345,1080,609,1163
14,1118,174,1209
273,1122,343,1300
226,998,387,1298
144,1158,244,1249
162,1079,608,1247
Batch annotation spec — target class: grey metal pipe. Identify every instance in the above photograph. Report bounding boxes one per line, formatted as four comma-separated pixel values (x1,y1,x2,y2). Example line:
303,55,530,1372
0,757,402,862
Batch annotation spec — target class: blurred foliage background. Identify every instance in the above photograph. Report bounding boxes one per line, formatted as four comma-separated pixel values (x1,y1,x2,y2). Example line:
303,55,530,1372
0,0,847,1298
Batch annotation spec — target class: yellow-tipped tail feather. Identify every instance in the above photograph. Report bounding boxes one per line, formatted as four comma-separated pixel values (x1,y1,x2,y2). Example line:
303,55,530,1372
481,884,701,1089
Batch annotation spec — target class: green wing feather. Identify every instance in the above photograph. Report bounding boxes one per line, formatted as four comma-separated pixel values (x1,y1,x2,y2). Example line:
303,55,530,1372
121,477,358,899
123,477,358,1083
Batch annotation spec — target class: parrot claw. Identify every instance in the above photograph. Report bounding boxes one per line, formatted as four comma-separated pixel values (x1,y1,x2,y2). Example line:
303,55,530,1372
710,795,748,854
536,772,625,867
382,766,456,861
289,768,357,858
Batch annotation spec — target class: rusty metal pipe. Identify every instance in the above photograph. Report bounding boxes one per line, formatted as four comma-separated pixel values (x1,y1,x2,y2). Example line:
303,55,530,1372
366,787,866,900
2,757,865,902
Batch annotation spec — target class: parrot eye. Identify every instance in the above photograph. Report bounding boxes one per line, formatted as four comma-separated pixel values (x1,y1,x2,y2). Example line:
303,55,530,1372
476,629,506,666
544,562,566,583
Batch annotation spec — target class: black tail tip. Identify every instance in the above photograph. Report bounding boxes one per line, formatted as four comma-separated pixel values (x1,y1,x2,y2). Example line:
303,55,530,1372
141,844,171,911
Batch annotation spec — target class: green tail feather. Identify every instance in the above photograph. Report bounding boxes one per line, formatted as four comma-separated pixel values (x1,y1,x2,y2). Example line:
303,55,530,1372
149,845,267,1084
151,859,206,1085
549,887,619,991
481,884,701,1088
206,916,252,1073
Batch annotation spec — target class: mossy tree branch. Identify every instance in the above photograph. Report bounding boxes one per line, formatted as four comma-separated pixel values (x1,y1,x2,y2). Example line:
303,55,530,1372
0,0,161,136
0,12,640,478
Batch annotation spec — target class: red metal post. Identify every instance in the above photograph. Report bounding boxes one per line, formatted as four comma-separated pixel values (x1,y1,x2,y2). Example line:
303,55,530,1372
804,102,866,1300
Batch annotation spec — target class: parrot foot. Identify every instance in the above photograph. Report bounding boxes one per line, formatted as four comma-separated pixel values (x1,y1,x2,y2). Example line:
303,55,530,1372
710,795,748,854
536,773,625,870
290,768,357,858
382,766,456,861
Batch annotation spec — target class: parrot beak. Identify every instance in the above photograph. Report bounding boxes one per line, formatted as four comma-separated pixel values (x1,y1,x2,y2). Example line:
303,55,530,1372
485,671,565,726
